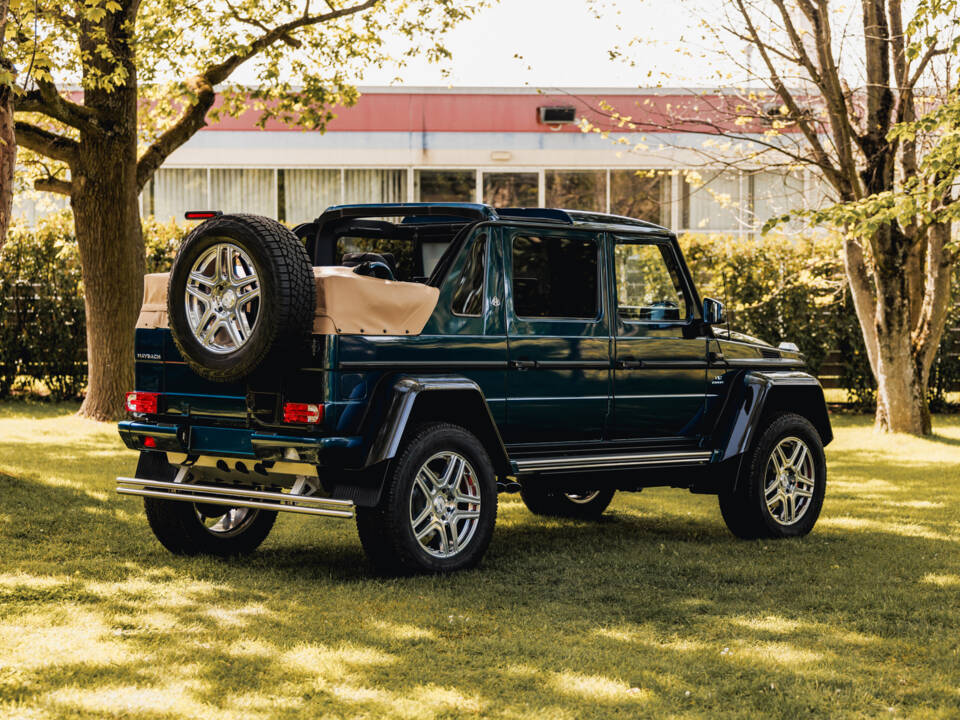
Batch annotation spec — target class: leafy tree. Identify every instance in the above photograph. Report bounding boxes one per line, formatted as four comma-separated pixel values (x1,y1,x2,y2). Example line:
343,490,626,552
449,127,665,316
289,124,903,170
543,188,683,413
5,0,483,419
591,0,960,434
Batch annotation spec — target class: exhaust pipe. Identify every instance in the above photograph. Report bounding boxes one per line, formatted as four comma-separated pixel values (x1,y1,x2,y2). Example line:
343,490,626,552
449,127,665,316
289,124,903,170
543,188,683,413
116,476,355,519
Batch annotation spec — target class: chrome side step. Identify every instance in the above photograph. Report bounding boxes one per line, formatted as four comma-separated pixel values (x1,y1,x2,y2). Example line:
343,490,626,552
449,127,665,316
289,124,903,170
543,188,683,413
116,476,355,519
514,450,713,473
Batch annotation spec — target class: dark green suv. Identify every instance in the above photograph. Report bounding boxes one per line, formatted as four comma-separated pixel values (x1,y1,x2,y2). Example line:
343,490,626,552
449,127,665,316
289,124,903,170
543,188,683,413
117,203,831,573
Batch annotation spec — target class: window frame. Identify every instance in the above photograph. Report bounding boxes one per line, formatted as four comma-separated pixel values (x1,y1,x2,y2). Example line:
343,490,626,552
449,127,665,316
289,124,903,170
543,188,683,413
506,227,604,324
612,236,698,330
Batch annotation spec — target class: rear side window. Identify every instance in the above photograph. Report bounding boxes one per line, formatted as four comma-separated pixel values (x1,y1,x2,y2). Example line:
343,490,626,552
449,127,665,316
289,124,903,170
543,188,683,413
511,235,599,319
451,234,486,316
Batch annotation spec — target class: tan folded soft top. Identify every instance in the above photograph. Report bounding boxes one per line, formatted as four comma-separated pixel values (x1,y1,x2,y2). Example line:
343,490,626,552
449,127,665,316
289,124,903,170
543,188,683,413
137,266,440,336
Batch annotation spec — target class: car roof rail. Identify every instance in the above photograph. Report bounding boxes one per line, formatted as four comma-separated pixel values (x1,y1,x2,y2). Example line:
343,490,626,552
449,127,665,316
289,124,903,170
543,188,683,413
495,208,574,224
316,203,495,225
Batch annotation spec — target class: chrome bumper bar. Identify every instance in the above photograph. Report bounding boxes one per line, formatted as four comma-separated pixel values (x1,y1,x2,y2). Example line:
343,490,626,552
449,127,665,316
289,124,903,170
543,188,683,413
116,476,355,519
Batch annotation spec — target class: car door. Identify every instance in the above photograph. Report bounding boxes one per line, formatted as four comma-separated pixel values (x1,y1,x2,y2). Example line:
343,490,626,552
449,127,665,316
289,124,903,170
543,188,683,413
503,226,611,444
611,235,707,439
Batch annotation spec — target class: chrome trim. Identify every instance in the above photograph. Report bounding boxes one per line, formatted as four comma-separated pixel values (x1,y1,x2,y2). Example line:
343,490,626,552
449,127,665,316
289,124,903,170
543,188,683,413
116,476,355,518
515,450,712,472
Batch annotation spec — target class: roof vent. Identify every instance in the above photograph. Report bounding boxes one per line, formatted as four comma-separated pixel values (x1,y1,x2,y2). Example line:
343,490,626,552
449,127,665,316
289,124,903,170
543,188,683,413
538,106,577,125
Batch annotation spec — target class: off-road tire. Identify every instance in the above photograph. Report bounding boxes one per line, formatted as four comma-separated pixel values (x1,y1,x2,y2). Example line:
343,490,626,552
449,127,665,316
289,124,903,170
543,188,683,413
167,213,314,383
136,452,277,556
355,423,498,574
144,497,277,557
719,412,826,539
520,486,615,520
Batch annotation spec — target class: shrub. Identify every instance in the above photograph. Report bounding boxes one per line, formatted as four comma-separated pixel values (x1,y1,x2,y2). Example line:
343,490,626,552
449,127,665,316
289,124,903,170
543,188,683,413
1,218,957,409
0,214,185,400
0,212,86,399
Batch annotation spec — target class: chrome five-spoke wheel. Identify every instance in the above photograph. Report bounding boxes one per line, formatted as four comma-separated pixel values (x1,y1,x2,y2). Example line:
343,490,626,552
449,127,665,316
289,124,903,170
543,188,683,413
185,242,261,353
764,436,815,526
564,491,601,504
409,451,482,559
193,505,259,537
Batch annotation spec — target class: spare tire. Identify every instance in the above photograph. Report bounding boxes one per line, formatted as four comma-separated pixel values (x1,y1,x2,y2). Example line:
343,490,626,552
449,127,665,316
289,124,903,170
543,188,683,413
167,213,315,383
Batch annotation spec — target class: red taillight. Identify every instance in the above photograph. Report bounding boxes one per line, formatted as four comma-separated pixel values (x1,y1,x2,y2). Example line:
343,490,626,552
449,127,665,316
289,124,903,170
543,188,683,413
126,391,159,415
143,436,157,448
283,402,323,424
184,210,222,220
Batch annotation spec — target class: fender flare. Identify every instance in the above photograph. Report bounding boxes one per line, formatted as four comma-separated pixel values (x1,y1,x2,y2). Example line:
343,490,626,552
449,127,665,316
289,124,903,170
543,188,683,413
362,374,511,477
715,370,832,490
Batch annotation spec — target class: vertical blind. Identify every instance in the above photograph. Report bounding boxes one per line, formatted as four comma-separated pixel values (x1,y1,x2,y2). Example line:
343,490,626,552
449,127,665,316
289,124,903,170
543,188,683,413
153,168,207,222
15,166,824,233
283,169,341,224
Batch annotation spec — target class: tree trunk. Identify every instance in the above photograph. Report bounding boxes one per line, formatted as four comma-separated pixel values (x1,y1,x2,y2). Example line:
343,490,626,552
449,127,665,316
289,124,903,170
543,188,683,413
0,58,15,250
72,153,144,420
73,80,144,420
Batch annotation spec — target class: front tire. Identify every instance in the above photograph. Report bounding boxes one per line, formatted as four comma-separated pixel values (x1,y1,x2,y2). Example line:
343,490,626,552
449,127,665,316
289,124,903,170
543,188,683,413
520,486,615,520
355,423,498,574
719,412,826,539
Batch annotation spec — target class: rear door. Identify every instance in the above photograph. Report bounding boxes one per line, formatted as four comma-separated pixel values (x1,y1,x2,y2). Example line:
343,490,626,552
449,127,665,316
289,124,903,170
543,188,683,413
503,226,611,444
611,236,707,439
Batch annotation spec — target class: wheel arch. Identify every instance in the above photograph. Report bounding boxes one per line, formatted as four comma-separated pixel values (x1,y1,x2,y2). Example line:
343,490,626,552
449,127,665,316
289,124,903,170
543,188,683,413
362,375,511,478
714,370,831,492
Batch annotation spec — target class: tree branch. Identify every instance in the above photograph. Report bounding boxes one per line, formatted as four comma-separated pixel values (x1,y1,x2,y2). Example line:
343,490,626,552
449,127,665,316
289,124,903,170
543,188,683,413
18,77,102,134
34,177,72,195
733,0,850,197
136,0,378,190
14,121,80,164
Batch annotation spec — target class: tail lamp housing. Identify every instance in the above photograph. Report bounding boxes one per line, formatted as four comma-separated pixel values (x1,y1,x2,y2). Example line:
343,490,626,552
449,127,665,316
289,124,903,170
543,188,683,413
125,391,159,415
283,402,323,424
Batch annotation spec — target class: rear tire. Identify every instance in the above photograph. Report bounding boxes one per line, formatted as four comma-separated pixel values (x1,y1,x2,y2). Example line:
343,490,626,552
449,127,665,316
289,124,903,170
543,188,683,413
719,412,826,539
355,423,498,574
144,497,277,557
136,451,277,556
520,486,615,520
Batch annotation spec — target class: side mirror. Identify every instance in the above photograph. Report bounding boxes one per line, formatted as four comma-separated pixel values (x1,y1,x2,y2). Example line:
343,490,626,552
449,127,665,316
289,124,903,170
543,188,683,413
702,297,726,325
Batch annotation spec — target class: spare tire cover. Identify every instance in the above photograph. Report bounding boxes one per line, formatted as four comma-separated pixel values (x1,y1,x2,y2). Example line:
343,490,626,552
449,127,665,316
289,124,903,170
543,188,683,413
167,213,315,383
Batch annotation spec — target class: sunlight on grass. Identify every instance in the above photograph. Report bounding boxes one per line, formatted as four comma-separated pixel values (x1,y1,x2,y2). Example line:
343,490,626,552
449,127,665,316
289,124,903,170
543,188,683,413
2,401,960,719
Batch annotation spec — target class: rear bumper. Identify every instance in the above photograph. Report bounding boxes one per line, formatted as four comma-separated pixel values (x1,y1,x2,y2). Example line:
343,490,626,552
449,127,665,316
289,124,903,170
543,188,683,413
118,420,362,465
116,476,356,519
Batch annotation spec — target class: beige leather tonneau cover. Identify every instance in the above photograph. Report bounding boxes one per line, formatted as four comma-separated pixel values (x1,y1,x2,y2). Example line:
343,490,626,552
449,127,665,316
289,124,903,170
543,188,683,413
136,267,440,336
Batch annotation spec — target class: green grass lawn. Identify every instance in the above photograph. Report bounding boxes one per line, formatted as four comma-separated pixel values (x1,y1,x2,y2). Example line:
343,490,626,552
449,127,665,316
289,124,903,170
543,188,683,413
1,404,958,719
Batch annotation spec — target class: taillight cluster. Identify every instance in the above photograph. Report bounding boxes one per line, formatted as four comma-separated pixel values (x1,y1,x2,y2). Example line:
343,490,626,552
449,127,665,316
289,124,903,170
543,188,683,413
125,391,159,415
283,402,323,424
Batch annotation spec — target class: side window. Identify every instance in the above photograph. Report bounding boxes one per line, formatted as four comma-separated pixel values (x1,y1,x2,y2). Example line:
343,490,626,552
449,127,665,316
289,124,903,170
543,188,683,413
451,234,486,316
512,235,599,319
615,243,690,322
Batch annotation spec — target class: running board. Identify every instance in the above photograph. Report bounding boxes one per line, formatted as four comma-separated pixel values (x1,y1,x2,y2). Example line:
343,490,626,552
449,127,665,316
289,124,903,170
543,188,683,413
116,477,355,519
514,450,713,473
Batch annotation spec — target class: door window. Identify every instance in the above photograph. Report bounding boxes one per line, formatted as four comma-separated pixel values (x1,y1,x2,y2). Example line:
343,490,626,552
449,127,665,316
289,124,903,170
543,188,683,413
615,243,690,323
511,235,599,319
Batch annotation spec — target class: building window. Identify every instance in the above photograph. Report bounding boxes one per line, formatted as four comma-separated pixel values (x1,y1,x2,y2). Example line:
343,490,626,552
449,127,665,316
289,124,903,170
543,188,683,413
681,171,741,232
484,172,537,207
281,169,341,225
610,170,670,226
416,170,475,202
749,171,806,231
210,168,276,217
345,169,406,204
153,168,207,223
545,170,605,212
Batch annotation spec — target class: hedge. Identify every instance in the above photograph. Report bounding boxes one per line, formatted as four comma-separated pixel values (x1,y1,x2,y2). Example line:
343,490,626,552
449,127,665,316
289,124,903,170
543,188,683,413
0,213,185,400
2,213,957,408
